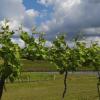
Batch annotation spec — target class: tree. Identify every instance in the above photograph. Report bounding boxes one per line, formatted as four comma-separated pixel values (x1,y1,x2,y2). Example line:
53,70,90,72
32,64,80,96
82,42,100,100
73,41,100,100
1,20,99,100
0,21,21,100
20,29,47,61
48,35,89,99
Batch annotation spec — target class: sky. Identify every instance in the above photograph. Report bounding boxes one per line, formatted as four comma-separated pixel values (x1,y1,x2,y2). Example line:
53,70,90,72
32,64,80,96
0,0,100,47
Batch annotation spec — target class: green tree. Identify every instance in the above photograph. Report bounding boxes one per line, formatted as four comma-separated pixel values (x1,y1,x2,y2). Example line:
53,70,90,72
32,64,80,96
0,21,21,100
48,35,88,99
82,43,100,100
20,29,47,61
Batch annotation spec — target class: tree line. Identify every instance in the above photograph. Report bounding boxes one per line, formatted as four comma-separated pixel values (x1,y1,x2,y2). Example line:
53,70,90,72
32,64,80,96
0,21,100,100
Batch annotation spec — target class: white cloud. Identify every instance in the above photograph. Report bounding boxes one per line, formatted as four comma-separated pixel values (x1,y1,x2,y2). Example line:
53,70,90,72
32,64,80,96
0,0,39,32
38,0,100,40
83,27,100,34
84,36,100,46
37,0,54,6
1,0,100,46
45,41,52,47
11,38,25,48
22,9,39,29
0,0,39,47
26,9,39,18
0,0,25,21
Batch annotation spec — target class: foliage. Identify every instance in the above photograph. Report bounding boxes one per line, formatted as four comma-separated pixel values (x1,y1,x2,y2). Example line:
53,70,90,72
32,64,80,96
48,35,100,99
48,35,87,73
0,20,21,100
0,20,21,82
0,20,100,100
20,30,47,61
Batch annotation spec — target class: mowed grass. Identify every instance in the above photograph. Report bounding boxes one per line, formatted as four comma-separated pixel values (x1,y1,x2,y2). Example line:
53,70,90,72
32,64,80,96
0,59,98,71
21,59,57,72
2,73,99,100
21,59,96,71
0,59,57,72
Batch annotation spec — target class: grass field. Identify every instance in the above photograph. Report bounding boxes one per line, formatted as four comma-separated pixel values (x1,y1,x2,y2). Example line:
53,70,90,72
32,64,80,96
2,73,99,100
0,59,97,71
0,59,57,72
20,59,57,72
20,59,99,71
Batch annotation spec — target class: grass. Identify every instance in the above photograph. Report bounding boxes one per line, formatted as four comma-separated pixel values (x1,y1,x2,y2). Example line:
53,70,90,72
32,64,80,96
21,59,57,72
0,59,98,71
18,59,100,71
0,59,57,72
2,73,99,100
16,72,56,82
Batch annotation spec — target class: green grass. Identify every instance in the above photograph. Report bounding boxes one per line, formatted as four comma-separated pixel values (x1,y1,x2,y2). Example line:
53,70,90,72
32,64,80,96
20,59,100,71
0,59,57,72
19,72,56,82
0,59,99,71
21,59,57,71
21,59,97,72
2,73,99,100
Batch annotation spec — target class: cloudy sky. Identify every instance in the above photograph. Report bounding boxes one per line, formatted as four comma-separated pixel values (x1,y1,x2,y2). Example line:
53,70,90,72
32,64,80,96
0,0,100,46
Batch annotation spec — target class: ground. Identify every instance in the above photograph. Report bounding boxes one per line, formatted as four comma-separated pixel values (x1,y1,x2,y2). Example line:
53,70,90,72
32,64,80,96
2,73,99,100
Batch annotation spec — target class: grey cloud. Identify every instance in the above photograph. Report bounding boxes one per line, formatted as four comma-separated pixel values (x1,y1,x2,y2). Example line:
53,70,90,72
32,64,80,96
39,0,100,40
